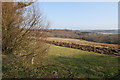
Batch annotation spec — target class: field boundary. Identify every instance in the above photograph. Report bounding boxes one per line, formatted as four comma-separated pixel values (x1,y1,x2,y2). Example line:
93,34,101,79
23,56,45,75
44,40,119,56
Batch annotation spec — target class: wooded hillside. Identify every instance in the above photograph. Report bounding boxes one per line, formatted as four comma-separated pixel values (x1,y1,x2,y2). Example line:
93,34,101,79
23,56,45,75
44,29,119,44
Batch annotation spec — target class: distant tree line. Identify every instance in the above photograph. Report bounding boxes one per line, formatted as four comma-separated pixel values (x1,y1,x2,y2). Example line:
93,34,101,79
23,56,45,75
76,32,119,44
45,29,119,44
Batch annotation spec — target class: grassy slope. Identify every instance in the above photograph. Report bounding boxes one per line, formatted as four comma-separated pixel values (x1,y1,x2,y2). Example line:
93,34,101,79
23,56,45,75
43,44,119,78
2,44,119,78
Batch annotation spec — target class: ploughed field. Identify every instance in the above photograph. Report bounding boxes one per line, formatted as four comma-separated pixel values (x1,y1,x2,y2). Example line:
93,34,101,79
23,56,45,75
46,37,120,56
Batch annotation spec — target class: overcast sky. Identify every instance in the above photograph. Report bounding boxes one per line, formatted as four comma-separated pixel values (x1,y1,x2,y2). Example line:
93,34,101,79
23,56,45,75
38,2,118,30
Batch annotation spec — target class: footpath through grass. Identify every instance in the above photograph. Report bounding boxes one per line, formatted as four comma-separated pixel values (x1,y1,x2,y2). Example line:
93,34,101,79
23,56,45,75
2,44,119,78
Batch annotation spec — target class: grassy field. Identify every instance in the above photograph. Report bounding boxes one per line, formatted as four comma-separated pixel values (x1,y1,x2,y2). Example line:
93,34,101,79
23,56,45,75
43,44,119,78
3,44,119,78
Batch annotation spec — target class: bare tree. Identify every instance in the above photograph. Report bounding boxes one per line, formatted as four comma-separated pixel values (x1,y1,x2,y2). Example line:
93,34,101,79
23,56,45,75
0,1,2,54
2,2,49,64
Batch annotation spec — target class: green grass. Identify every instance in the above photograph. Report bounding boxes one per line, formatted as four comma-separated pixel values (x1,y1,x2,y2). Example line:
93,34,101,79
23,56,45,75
2,44,119,78
42,44,119,78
